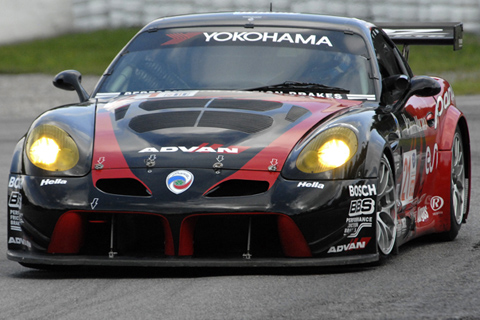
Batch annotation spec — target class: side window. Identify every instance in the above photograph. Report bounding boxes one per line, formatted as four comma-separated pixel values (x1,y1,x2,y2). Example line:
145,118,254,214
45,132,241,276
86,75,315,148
371,28,403,79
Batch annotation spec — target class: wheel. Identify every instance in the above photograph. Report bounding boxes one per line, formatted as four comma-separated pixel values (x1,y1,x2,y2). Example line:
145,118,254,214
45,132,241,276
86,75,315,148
441,127,466,241
376,155,397,256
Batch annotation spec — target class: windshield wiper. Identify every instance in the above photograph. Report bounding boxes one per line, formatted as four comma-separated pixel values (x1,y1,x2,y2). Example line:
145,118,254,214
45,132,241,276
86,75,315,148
245,81,350,94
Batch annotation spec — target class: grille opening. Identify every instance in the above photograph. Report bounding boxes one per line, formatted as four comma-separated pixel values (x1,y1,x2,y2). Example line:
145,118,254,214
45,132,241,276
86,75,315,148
96,178,151,197
192,215,283,258
80,213,166,257
205,180,270,197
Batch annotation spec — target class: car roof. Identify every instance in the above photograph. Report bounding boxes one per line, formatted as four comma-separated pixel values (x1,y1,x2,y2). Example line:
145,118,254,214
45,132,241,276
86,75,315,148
141,12,375,36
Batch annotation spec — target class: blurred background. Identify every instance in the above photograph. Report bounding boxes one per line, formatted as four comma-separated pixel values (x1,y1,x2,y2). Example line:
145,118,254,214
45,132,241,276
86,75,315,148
0,0,479,94
1,0,479,44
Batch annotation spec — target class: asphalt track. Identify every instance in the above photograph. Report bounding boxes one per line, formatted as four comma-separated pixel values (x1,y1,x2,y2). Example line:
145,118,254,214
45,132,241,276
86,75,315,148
0,75,479,319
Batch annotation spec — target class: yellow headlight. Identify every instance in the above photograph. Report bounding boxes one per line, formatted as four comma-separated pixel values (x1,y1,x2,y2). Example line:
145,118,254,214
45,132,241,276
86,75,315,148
26,124,79,171
296,126,358,173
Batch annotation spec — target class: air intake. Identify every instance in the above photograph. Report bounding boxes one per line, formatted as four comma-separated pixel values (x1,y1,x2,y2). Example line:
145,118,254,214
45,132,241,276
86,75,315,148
205,180,270,197
96,178,151,197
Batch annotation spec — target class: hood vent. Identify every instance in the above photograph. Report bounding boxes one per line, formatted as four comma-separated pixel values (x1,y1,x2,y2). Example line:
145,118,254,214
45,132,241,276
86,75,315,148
115,105,130,121
208,99,282,111
205,180,270,197
129,111,273,134
285,106,310,122
138,98,282,112
139,99,211,111
197,111,273,133
130,111,201,133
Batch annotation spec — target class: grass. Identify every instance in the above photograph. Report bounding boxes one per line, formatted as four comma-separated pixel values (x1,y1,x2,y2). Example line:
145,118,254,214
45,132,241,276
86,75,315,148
407,33,480,95
0,28,479,94
0,28,139,75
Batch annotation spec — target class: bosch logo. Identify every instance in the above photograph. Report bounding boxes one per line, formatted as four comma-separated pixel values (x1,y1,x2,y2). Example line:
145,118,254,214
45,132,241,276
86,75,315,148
8,176,22,189
349,184,376,197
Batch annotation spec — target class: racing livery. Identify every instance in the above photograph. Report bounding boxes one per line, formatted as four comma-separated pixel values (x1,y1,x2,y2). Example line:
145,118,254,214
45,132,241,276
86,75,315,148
7,13,470,268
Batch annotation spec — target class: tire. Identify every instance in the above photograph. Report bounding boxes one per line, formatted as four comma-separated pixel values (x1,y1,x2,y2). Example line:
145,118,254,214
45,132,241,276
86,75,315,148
441,127,466,241
376,154,398,256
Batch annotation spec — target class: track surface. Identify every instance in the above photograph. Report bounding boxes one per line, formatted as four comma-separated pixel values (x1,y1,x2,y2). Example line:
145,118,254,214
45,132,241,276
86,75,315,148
1,75,479,319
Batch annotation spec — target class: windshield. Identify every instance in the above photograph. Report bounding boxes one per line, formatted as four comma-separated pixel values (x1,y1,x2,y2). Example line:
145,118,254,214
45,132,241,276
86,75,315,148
97,27,375,97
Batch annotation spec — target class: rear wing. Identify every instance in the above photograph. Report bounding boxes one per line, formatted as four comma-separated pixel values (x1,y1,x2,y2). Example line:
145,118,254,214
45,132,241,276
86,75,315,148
377,22,463,59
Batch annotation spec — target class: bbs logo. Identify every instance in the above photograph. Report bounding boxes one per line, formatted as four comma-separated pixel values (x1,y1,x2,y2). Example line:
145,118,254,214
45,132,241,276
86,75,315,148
349,198,375,216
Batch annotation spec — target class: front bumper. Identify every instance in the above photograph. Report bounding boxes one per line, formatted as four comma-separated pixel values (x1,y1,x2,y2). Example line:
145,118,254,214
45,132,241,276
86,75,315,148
8,170,379,266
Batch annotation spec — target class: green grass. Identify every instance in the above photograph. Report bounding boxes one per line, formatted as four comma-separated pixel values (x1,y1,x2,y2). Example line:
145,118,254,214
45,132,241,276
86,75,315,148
0,28,479,94
0,28,139,75
408,33,480,95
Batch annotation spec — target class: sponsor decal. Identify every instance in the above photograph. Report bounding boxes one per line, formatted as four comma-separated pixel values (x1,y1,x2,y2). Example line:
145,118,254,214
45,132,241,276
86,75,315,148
8,237,31,248
40,178,67,186
123,91,198,97
139,144,249,154
417,206,429,223
9,192,22,231
270,91,345,99
260,92,376,101
346,94,376,101
434,87,454,129
203,32,333,47
349,184,376,197
297,181,324,189
328,237,371,253
430,196,444,211
166,170,194,194
8,192,22,209
9,209,22,232
162,32,202,46
425,143,438,175
91,198,99,210
401,114,428,136
349,198,375,216
401,150,417,206
8,176,22,189
344,216,373,238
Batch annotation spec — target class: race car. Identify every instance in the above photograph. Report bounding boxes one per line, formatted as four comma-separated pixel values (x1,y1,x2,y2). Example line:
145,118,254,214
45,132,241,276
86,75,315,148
7,12,470,268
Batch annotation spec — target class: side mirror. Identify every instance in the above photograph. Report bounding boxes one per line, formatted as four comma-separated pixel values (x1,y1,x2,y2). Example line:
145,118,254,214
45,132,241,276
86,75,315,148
409,76,441,97
53,70,90,103
384,75,442,111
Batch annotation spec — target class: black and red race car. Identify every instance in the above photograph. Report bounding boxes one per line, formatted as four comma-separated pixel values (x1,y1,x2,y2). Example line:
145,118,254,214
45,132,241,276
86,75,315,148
7,12,470,268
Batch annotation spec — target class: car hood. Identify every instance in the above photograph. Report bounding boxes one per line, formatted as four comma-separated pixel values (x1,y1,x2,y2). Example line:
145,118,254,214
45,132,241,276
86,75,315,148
92,91,362,172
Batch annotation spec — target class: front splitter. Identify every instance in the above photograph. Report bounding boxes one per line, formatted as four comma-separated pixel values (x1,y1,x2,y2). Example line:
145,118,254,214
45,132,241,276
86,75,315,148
7,250,379,268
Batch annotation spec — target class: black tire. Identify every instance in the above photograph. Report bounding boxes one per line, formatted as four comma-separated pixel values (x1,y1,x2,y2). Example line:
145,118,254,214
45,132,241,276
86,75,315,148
376,154,398,256
440,127,466,241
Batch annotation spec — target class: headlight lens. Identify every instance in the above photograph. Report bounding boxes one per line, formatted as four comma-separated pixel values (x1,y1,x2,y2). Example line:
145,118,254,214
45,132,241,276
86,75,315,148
296,126,358,173
26,124,79,171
